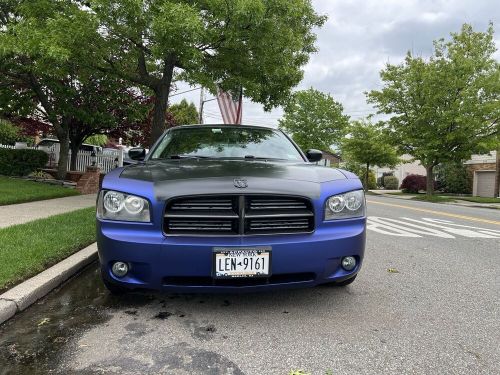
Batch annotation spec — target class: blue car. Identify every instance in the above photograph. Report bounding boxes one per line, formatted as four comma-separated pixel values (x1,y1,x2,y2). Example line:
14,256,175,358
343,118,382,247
97,125,366,294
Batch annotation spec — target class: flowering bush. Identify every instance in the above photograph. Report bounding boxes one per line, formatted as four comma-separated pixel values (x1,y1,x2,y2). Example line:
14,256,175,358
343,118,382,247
400,174,427,193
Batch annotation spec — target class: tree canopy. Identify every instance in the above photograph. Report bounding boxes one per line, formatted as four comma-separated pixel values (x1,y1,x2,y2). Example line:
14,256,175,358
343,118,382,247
279,88,349,151
169,99,199,125
341,120,399,191
47,0,326,145
367,24,500,194
0,1,146,177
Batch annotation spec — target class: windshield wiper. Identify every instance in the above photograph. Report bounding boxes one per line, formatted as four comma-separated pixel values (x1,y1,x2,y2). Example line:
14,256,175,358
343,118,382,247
243,155,287,161
167,155,211,159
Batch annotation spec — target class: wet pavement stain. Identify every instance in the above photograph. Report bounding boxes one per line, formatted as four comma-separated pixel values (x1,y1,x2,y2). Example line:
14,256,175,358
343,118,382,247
0,263,246,375
154,311,173,320
0,263,153,375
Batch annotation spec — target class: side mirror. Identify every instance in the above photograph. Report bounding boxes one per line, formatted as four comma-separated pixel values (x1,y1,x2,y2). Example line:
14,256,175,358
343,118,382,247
128,147,146,161
306,149,323,163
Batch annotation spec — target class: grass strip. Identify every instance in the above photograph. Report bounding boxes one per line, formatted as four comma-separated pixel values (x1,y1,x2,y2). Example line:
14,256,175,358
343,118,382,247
411,195,453,203
0,207,96,292
0,176,79,206
452,196,500,204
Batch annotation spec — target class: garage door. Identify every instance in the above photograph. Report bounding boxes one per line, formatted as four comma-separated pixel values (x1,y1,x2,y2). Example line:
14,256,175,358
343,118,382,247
474,171,496,197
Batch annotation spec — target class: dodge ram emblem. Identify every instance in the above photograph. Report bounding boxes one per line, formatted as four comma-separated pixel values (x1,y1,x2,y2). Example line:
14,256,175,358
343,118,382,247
233,178,248,188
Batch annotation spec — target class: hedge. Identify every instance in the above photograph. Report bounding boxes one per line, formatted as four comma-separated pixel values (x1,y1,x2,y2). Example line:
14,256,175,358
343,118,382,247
0,148,48,176
383,175,399,190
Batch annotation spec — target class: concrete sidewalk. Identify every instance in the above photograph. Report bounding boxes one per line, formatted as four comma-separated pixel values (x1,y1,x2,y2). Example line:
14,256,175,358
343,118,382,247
0,194,96,229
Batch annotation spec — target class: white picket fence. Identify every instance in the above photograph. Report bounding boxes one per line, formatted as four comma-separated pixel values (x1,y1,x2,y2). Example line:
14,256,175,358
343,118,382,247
67,149,124,173
0,143,124,173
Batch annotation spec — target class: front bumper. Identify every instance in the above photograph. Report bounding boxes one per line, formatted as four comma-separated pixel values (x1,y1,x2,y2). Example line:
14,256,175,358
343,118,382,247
97,217,366,293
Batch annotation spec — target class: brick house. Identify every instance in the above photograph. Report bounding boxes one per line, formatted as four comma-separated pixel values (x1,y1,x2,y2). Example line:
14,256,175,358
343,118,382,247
464,151,499,197
318,150,342,167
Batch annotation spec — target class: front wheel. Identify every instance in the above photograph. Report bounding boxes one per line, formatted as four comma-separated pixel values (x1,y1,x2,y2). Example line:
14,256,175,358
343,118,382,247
101,271,129,295
325,275,357,287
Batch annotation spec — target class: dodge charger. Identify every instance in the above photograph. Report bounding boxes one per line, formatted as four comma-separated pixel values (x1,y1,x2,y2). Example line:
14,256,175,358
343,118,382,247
97,124,366,294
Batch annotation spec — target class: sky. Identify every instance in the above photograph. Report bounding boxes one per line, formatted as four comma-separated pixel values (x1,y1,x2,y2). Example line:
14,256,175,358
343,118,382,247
170,0,500,127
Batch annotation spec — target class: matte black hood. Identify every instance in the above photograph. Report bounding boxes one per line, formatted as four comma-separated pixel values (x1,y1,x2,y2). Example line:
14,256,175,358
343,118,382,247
120,159,346,183
119,159,348,201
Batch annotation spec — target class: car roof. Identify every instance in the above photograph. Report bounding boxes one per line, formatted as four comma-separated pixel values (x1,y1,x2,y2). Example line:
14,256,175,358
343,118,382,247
170,124,278,131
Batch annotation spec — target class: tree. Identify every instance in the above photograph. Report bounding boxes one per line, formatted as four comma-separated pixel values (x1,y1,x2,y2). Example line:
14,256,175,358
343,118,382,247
0,1,146,177
107,96,182,147
47,0,325,146
279,88,349,151
341,120,399,191
367,24,500,195
169,99,199,125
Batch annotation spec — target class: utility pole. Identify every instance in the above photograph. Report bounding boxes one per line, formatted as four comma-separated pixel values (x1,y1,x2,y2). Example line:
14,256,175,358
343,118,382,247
199,87,205,124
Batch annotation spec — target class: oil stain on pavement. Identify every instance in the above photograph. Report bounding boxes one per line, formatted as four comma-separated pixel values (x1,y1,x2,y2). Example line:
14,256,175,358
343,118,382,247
0,264,243,375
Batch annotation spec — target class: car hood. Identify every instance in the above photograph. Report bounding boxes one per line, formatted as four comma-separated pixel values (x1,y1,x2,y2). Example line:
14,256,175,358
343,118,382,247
118,159,351,201
121,159,347,182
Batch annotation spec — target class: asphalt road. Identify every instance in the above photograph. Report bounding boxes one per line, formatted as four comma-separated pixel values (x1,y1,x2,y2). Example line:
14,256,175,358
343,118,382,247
1,196,499,375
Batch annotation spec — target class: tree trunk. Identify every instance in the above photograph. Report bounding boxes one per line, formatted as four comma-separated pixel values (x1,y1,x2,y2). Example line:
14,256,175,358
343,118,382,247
69,142,80,171
149,62,175,147
365,162,370,192
494,146,500,198
56,128,70,180
425,165,435,196
150,87,169,146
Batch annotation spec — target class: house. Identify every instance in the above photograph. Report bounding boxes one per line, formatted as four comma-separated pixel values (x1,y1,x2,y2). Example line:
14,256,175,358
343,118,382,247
374,155,427,183
318,150,341,167
464,151,499,197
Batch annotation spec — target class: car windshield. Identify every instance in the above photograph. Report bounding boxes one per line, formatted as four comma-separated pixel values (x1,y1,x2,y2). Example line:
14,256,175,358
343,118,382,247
150,126,304,161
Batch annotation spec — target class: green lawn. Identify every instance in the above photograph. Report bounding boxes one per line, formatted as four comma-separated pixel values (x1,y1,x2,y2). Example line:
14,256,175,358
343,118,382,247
0,176,79,205
411,194,500,204
451,196,500,204
0,207,96,292
411,195,453,203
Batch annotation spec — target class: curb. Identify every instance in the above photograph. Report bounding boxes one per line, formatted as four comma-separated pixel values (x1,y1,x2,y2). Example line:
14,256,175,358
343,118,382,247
0,243,98,325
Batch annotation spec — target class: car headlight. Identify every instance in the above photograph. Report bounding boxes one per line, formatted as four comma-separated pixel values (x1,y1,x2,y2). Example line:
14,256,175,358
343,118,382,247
325,190,365,220
97,190,151,222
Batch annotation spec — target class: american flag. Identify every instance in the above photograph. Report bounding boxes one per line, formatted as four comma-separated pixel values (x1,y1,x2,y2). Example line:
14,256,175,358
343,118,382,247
216,89,243,124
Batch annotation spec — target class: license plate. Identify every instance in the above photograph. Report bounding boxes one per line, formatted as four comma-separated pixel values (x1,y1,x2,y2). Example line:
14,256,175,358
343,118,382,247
213,247,271,278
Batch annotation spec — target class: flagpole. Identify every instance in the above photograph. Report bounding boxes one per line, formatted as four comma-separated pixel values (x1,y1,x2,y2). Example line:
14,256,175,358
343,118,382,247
237,87,243,124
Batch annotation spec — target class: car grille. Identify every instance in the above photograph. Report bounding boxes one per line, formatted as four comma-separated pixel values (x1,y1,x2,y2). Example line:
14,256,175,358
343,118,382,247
164,195,314,235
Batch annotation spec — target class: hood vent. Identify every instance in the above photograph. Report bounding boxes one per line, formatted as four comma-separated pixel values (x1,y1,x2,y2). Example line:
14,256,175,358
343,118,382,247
164,195,314,236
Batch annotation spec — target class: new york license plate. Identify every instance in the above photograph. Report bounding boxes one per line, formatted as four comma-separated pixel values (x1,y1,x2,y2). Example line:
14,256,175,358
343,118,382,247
213,247,271,278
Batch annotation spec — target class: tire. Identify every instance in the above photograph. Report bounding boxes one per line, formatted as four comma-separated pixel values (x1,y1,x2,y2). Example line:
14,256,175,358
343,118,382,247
101,271,129,295
323,275,357,287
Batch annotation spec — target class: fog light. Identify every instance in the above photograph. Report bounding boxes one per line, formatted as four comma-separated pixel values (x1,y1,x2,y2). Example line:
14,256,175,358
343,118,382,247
111,262,129,277
341,256,356,271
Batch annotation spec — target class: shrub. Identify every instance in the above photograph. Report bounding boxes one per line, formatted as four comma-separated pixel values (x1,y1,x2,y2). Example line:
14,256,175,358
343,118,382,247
400,174,427,193
366,171,377,190
342,162,376,189
378,172,394,188
0,120,20,145
435,162,471,194
383,175,399,190
0,148,48,176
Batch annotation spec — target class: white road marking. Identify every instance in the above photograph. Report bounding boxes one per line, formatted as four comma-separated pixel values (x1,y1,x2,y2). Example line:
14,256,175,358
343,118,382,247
404,218,500,239
367,219,421,237
368,217,455,238
367,216,500,239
